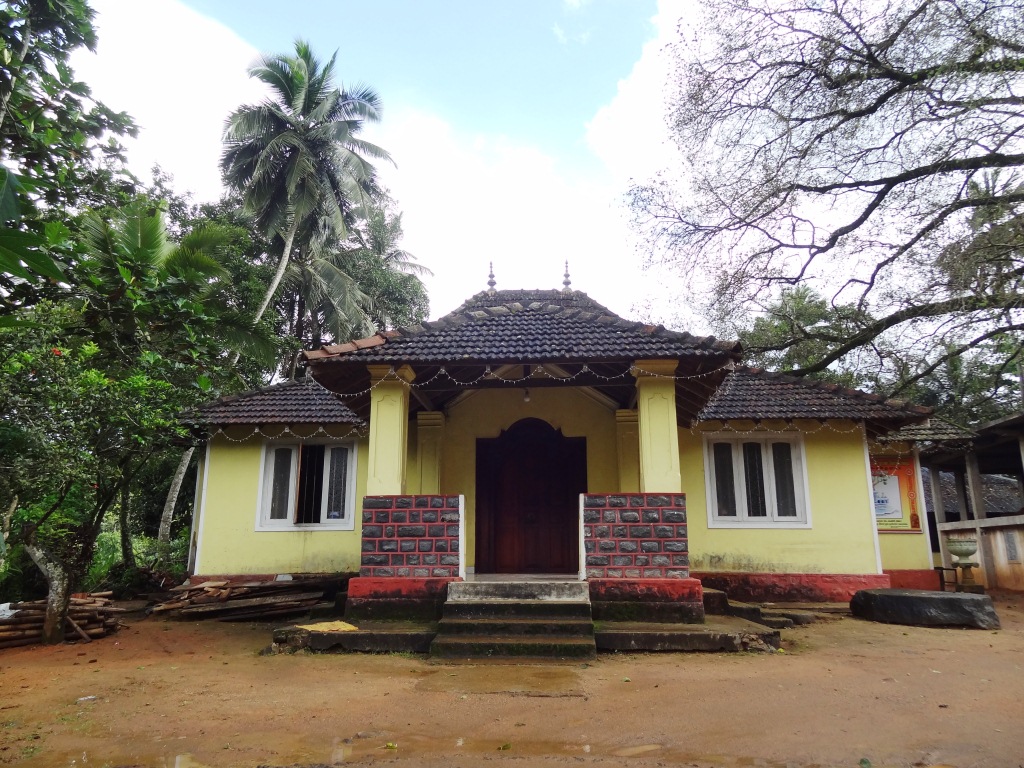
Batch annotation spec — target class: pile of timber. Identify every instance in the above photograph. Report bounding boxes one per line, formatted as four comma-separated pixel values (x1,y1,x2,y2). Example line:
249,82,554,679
153,576,342,622
0,593,122,650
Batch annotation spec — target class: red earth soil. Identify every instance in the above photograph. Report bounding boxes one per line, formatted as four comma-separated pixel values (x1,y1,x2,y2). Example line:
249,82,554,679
1,590,1022,768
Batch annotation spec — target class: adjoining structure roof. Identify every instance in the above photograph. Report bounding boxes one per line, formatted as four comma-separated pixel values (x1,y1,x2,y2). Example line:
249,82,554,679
877,418,976,444
189,378,363,427
920,410,1024,476
304,289,741,365
698,368,931,428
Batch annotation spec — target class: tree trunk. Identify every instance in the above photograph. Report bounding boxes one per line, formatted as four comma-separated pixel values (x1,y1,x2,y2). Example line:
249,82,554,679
119,485,136,569
158,447,194,544
24,543,71,645
229,217,300,367
0,496,16,575
0,17,32,134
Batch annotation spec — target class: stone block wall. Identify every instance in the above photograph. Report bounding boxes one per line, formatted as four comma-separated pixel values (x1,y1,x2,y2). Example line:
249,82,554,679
360,495,462,578
583,493,688,579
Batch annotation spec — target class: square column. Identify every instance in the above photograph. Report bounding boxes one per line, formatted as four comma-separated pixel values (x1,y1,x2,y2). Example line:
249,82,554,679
615,409,640,493
634,360,682,493
367,365,415,495
416,411,445,495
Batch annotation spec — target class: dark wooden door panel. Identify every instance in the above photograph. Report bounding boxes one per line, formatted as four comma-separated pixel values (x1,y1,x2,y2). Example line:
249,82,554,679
476,418,586,574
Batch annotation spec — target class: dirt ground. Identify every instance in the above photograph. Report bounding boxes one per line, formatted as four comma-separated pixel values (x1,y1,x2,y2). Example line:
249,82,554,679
1,592,1022,768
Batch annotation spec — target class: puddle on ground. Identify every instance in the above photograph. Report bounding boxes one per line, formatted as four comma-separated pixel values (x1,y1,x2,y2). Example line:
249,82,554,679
414,664,585,696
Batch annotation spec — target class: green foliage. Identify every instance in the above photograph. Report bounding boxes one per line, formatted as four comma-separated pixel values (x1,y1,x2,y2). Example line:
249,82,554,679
0,0,136,288
1,203,271,609
734,287,868,388
221,39,394,335
221,40,389,243
83,528,189,593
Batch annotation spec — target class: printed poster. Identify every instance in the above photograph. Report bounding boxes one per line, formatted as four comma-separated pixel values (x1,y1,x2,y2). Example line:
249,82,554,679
872,458,921,532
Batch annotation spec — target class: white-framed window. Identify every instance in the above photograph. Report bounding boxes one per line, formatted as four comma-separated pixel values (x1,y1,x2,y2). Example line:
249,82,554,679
704,435,811,528
257,442,356,530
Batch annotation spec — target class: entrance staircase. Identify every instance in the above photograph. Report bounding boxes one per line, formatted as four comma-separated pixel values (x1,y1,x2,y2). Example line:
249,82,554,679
429,580,597,660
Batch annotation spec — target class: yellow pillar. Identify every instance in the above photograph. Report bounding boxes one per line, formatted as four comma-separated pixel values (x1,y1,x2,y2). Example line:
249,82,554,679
416,411,445,495
615,409,640,493
634,359,682,493
366,365,415,495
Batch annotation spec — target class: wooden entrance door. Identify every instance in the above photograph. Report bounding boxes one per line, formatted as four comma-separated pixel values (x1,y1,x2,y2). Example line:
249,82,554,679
475,418,586,574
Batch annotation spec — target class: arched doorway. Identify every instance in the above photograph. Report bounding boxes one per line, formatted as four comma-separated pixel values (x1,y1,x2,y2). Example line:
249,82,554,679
475,418,587,574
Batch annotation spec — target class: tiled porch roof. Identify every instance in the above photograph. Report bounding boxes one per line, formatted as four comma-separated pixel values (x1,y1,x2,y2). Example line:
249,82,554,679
304,289,742,365
877,418,976,444
189,378,363,426
698,368,931,423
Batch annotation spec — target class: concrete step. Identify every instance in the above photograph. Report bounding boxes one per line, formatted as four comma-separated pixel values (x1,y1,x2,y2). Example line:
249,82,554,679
442,599,593,620
437,616,595,637
429,634,597,659
761,608,819,626
447,580,590,602
595,617,781,653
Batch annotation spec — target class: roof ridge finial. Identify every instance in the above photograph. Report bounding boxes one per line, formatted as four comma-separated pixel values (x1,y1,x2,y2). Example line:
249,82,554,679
487,262,496,294
562,260,571,293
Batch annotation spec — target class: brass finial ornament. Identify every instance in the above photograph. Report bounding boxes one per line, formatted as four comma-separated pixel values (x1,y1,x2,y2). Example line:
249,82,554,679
562,260,571,292
487,262,496,293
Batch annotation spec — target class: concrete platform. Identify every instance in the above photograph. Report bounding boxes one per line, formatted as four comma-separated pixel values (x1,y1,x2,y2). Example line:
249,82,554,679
269,615,780,655
270,621,436,654
595,616,780,652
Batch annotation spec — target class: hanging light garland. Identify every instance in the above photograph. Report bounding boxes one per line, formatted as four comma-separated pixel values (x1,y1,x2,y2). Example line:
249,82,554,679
303,361,737,401
204,424,367,443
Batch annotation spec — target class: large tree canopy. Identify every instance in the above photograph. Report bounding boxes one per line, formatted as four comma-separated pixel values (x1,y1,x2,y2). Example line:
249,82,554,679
631,0,1024,419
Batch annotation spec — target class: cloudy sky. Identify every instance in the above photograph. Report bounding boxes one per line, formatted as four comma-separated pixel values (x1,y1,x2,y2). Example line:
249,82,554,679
71,0,694,323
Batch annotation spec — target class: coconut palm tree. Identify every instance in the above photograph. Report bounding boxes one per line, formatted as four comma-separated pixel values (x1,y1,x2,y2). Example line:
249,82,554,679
221,40,391,328
277,195,431,367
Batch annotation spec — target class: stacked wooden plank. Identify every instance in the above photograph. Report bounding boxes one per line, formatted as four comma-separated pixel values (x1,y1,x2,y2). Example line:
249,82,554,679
0,593,123,650
152,576,341,622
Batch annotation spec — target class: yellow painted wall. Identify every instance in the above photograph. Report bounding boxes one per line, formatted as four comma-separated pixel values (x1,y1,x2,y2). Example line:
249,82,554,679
442,387,618,568
195,426,368,575
870,443,933,571
682,421,881,574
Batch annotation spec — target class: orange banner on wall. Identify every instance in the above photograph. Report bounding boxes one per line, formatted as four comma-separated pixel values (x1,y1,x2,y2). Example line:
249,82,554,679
872,458,922,533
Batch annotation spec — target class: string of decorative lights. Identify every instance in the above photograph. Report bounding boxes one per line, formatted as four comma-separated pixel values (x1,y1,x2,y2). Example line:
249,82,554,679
687,420,864,436
205,424,367,443
303,361,738,400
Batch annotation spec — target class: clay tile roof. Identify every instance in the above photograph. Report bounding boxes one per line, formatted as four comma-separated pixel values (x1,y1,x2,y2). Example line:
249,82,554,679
188,378,364,426
877,418,976,443
698,368,932,423
302,289,742,365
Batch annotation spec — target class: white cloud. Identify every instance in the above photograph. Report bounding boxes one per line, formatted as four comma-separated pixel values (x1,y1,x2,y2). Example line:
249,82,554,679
367,108,644,318
71,0,264,202
71,0,696,328
586,0,690,185
553,23,568,45
583,0,709,331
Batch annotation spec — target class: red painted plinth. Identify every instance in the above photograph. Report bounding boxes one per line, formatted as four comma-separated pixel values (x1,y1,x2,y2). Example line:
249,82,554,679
345,576,460,621
885,569,941,591
347,576,460,600
589,577,703,603
692,572,891,603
